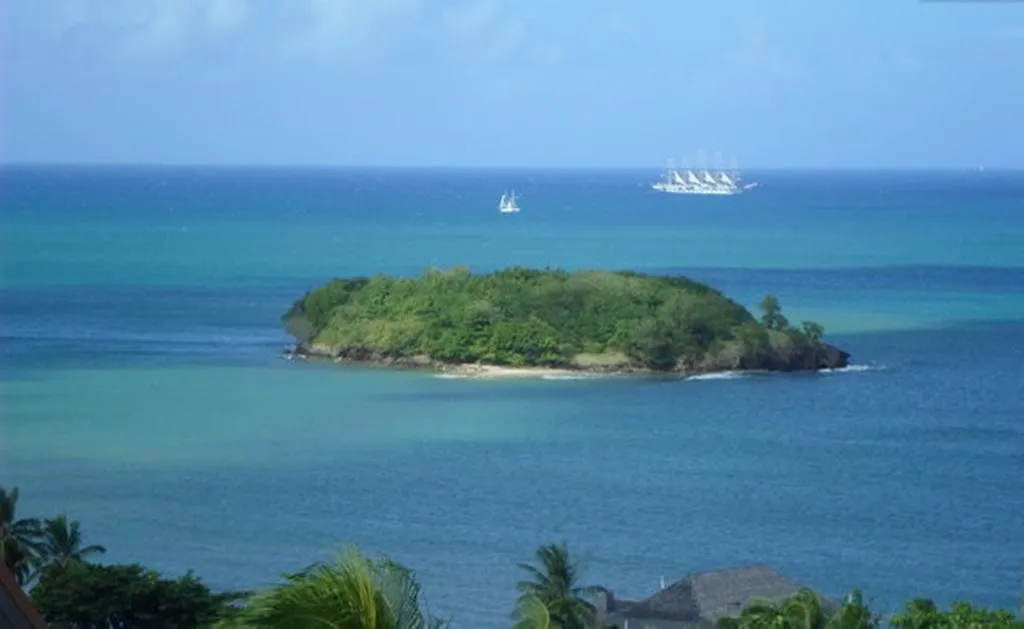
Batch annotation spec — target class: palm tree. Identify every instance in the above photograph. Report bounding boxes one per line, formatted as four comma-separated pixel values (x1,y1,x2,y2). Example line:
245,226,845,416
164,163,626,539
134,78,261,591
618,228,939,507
515,543,599,629
35,514,106,572
737,590,828,629
738,598,792,628
0,486,43,585
514,595,561,629
228,547,446,629
889,598,940,629
825,590,878,629
784,589,828,629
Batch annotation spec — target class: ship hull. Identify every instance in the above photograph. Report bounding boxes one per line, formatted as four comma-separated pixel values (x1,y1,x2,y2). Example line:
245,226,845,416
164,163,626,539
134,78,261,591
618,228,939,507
652,183,743,195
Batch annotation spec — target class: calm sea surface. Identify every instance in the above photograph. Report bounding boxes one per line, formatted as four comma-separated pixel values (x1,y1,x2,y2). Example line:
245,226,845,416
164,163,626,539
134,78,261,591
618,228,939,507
2,166,1023,626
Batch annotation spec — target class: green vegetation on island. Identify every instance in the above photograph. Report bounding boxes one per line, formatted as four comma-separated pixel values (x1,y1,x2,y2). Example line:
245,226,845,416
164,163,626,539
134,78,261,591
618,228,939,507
282,267,849,373
5,486,1022,628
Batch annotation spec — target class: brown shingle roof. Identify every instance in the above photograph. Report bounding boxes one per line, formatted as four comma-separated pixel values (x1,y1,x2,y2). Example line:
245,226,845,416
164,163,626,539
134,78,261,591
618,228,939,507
685,564,808,621
0,564,47,629
611,564,819,623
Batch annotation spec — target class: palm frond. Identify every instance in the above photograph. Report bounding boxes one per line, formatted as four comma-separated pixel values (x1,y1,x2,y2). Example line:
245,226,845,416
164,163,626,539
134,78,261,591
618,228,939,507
234,547,446,629
1,486,47,585
516,543,599,629
513,595,560,629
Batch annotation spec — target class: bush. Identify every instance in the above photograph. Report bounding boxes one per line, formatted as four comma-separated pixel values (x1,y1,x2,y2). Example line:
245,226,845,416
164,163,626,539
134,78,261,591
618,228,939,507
282,268,825,371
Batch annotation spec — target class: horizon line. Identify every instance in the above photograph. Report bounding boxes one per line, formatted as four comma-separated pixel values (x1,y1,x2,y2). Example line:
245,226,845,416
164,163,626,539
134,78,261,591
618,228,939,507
2,161,1022,172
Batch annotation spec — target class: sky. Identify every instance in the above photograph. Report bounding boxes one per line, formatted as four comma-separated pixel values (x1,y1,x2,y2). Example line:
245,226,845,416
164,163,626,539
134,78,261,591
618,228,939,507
2,0,1023,168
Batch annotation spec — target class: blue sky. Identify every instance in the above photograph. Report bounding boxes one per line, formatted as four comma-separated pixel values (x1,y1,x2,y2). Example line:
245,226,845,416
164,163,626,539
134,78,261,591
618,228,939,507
3,0,1023,168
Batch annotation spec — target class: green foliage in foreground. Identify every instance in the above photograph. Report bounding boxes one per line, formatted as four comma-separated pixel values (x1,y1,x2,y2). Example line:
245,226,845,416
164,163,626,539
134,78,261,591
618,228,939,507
515,543,600,629
282,267,828,370
32,562,244,629
1,486,42,585
715,590,1024,629
218,549,446,629
889,598,1024,629
10,487,1021,628
716,588,877,629
1,486,106,586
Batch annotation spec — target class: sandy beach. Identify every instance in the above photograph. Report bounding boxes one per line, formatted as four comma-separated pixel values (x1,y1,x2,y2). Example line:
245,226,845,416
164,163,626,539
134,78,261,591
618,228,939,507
440,363,592,379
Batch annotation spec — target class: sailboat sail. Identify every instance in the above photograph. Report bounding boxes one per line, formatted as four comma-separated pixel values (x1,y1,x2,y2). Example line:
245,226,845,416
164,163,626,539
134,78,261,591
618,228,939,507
499,189,520,213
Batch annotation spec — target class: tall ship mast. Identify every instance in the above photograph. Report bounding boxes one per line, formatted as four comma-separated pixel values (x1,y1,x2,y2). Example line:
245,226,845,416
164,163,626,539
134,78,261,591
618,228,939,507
499,189,520,213
651,151,758,195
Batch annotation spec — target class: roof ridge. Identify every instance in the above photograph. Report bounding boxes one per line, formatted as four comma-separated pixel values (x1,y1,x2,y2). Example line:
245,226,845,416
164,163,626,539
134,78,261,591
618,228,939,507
0,564,48,628
667,563,782,585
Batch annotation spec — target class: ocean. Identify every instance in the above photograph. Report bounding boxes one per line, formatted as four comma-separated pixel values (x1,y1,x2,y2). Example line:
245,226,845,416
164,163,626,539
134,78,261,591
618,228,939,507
1,165,1022,627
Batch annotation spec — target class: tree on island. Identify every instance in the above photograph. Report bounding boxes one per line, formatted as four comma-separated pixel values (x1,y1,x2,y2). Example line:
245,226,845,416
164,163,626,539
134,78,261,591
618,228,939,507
759,294,790,332
283,268,846,374
515,543,600,629
801,321,825,344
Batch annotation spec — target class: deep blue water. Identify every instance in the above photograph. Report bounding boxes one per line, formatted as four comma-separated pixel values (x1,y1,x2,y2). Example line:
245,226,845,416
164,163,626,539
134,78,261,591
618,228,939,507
1,166,1023,627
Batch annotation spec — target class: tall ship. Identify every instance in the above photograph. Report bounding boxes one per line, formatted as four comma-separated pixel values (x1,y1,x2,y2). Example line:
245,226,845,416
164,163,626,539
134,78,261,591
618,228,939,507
652,153,758,195
499,189,520,213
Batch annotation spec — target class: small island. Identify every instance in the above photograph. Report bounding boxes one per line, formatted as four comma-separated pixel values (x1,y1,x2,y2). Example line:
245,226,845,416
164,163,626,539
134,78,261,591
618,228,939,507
282,267,850,377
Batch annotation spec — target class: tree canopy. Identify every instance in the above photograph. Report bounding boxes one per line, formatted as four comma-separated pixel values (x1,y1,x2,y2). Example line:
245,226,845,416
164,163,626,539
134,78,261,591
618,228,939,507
31,562,244,629
889,599,1024,629
283,267,832,371
16,486,1020,629
1,486,42,585
515,543,599,629
222,549,446,629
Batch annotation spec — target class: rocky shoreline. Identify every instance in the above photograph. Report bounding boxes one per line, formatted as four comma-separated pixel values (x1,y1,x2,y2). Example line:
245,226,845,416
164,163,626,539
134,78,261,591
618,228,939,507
285,339,851,380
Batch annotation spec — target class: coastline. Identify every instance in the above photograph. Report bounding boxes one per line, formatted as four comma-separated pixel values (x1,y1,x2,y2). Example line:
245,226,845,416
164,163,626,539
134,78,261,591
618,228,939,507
439,363,601,379
287,345,630,379
285,343,849,380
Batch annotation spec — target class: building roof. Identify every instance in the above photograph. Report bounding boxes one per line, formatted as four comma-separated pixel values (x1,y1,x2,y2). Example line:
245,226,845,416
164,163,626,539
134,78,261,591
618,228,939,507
610,564,822,624
0,563,48,629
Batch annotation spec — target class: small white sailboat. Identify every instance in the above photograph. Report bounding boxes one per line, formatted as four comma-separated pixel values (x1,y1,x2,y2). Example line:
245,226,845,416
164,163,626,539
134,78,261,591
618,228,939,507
499,189,520,214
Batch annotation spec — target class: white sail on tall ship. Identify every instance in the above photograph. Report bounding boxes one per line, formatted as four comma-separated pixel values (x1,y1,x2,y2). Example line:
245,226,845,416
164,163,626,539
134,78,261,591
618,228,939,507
499,189,520,213
652,152,758,195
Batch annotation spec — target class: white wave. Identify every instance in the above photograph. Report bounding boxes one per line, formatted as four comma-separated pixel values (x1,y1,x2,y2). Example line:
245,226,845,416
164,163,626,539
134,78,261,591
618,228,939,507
433,373,468,380
818,363,885,374
541,374,600,381
686,371,748,381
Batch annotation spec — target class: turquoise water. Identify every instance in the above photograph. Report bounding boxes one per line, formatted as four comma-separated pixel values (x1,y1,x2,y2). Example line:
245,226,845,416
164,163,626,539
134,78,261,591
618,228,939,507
2,166,1023,626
